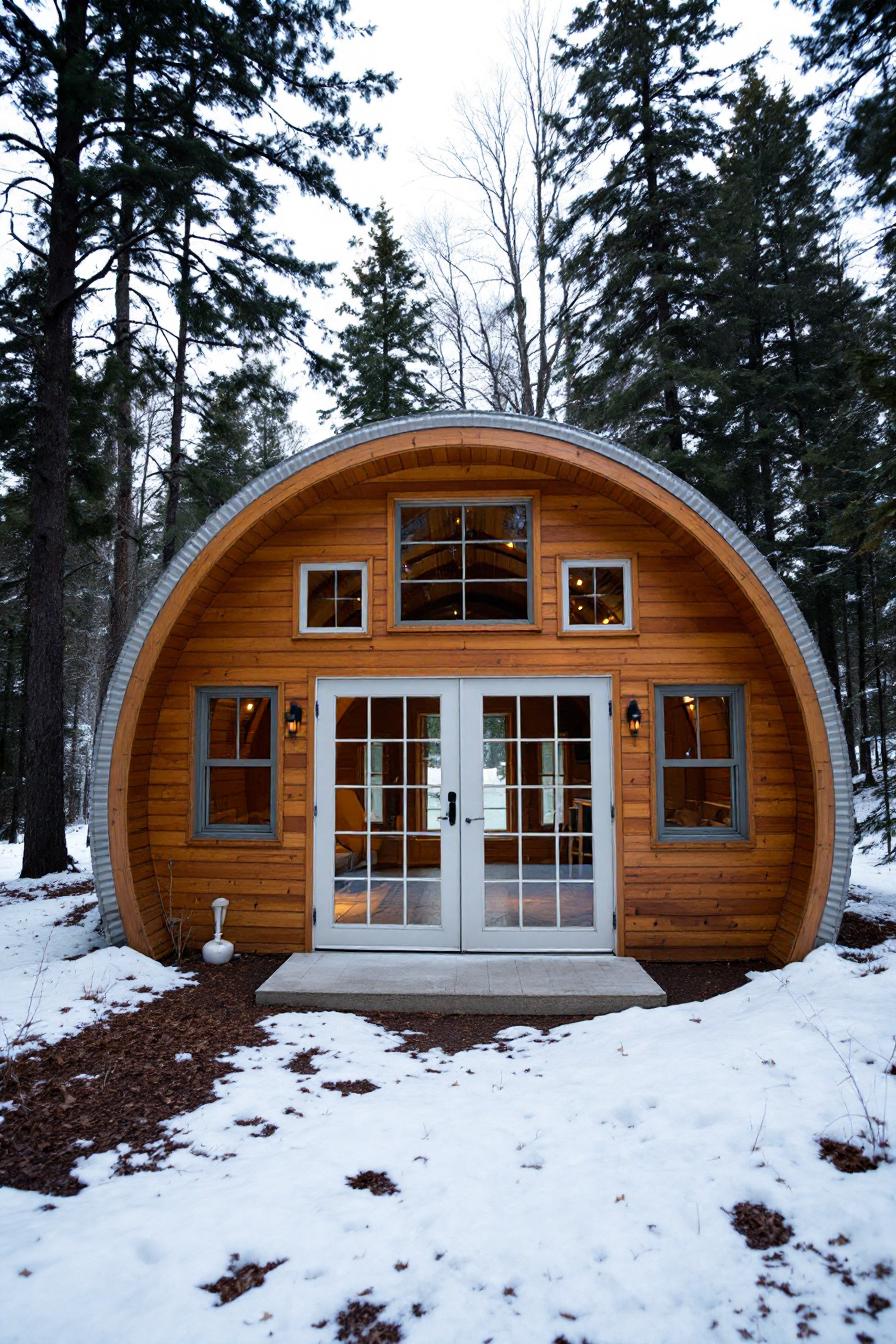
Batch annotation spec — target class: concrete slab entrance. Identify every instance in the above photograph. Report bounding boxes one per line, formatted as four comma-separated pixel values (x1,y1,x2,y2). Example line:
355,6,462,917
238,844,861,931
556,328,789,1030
255,952,666,1015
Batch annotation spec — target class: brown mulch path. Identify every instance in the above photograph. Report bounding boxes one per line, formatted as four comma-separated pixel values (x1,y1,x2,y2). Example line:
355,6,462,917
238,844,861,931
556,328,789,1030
2,898,889,1199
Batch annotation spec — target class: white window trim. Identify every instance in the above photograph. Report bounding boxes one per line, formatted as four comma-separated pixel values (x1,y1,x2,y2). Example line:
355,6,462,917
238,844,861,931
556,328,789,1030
299,561,368,635
560,557,633,632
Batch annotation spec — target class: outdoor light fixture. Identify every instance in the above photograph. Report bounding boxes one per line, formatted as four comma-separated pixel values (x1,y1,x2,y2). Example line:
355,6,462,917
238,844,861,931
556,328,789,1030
285,702,302,736
625,699,642,737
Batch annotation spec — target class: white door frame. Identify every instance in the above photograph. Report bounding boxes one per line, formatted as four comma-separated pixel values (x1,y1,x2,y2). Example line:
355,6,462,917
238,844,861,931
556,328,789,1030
459,677,615,952
313,676,615,952
313,678,461,950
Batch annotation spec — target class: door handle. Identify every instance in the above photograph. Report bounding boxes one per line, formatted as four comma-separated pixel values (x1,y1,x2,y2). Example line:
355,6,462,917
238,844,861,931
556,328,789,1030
439,791,457,826
465,815,484,824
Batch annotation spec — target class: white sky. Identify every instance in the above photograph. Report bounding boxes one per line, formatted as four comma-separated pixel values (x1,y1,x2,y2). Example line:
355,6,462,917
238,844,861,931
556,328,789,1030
282,0,819,433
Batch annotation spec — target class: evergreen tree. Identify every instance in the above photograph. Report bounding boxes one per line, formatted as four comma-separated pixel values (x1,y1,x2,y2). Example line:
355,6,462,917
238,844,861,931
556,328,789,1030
557,0,737,472
325,203,435,426
178,362,297,538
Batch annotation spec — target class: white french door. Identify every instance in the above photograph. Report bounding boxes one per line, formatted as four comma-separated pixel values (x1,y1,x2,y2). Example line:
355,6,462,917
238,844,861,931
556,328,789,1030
313,677,615,952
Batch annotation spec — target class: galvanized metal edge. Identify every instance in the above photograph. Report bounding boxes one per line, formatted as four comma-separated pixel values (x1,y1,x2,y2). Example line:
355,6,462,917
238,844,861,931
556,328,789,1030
89,412,853,953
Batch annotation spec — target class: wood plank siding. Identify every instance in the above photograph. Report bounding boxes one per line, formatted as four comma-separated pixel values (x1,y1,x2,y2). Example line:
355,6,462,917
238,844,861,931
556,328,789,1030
109,429,833,964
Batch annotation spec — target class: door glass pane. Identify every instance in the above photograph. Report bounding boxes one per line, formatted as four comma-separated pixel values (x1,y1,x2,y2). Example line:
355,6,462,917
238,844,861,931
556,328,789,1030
375,741,404,786
334,786,367,831
520,696,554,738
520,741,553,788
407,881,440,926
372,788,403,833
334,879,367,924
336,697,367,738
485,883,519,927
370,844,403,878
484,835,519,879
663,766,733,827
335,741,366,785
559,883,594,927
208,766,270,826
370,698,404,739
483,699,515,734
521,882,556,927
208,698,237,758
557,696,590,739
521,834,556,875
407,699,441,736
370,880,404,925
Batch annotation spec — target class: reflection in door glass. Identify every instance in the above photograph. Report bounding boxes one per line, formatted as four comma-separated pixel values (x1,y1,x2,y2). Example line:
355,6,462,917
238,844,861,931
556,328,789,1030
332,696,442,928
480,693,596,930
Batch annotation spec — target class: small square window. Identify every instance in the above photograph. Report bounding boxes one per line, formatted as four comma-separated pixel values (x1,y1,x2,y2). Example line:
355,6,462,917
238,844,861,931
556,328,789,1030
561,559,632,631
299,563,368,634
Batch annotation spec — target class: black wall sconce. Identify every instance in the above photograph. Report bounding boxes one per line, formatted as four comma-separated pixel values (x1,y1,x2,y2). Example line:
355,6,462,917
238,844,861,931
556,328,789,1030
285,702,303,736
625,699,642,737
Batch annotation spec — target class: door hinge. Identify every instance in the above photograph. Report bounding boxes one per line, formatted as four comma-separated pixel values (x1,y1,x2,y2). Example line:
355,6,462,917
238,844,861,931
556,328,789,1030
315,700,319,719
312,907,317,926
313,803,318,818
613,909,617,930
610,803,616,821
608,700,613,717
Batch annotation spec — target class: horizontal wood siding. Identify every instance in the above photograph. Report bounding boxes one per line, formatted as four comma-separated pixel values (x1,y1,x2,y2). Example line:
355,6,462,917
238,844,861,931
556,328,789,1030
142,461,804,959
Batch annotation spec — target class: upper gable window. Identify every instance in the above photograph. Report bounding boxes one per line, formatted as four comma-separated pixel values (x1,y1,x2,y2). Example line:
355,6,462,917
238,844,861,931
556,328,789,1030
395,499,532,624
299,562,368,634
561,558,632,631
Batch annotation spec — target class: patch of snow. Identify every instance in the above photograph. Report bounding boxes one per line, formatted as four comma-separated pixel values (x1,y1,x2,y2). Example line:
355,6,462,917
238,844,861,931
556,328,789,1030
849,788,896,923
1,944,894,1343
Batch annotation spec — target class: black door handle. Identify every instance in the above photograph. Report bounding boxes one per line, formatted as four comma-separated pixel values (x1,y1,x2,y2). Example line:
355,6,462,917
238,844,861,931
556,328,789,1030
439,791,457,826
465,815,485,823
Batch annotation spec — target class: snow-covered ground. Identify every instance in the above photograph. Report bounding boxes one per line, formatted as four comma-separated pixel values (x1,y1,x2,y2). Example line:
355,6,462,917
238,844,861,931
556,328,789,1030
0,826,894,1344
0,826,186,1056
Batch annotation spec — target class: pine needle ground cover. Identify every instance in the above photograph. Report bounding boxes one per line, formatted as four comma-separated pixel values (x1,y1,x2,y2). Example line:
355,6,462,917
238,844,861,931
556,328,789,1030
0,829,894,1344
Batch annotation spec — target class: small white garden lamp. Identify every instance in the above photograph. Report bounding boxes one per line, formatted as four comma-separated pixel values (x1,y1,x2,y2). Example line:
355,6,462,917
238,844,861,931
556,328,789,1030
202,897,234,965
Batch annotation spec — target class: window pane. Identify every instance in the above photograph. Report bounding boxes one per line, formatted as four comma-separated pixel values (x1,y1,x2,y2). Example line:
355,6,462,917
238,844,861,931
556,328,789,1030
484,835,519,878
464,580,528,621
305,569,336,627
483,737,511,786
464,542,528,580
400,506,461,543
333,878,367,924
567,566,594,596
208,766,270,827
239,697,271,759
464,503,528,541
568,593,597,626
335,598,363,628
335,741,366,785
664,696,699,759
593,566,626,625
697,695,731,758
336,568,363,599
407,700,441,737
400,543,463,582
208,697,236,758
400,582,463,622
663,766,733,828
519,696,554,738
335,786,367,831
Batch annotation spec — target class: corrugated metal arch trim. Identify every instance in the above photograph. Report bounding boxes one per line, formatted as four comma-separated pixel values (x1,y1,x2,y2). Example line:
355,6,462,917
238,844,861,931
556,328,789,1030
90,411,853,951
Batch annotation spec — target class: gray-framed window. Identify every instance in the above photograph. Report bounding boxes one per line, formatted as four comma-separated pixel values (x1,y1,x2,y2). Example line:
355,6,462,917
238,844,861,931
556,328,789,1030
194,688,277,838
395,498,533,624
654,685,748,841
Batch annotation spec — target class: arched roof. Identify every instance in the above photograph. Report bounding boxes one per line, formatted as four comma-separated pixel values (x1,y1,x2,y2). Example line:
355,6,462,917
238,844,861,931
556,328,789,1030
90,412,853,953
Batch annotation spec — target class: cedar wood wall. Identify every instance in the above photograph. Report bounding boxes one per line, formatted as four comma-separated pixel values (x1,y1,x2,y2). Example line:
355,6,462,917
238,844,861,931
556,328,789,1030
126,455,815,963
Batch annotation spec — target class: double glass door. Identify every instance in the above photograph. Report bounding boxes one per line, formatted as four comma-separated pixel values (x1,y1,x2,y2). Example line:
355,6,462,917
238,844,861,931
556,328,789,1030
313,677,614,951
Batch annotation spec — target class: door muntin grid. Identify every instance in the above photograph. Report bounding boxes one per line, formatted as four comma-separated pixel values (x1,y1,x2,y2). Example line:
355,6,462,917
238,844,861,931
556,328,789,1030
333,694,444,928
480,693,595,930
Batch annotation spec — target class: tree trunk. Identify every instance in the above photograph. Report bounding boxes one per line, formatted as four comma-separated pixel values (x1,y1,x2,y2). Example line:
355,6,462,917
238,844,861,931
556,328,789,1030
21,0,89,877
162,207,192,567
100,38,138,703
840,584,860,776
868,555,892,856
0,630,17,841
854,556,877,788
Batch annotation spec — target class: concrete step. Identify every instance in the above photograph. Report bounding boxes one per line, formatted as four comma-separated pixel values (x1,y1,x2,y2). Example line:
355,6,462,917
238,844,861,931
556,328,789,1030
255,952,666,1015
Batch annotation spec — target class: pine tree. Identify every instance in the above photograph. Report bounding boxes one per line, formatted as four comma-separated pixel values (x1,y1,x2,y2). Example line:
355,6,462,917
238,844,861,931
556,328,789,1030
557,0,737,472
325,203,435,426
178,361,297,538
